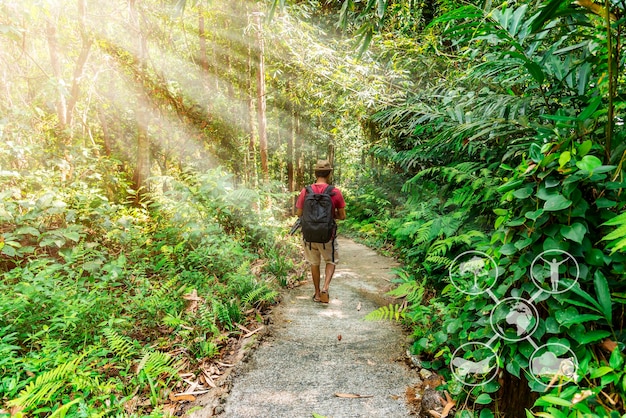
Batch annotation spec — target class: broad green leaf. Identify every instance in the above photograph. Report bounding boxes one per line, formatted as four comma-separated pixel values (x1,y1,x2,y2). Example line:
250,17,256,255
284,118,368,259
577,330,610,344
513,186,533,199
558,151,571,167
609,346,624,370
590,366,614,378
63,231,81,242
515,237,533,250
596,197,617,208
525,61,545,84
577,97,602,121
529,143,543,162
594,270,612,323
500,243,517,255
577,140,593,157
535,395,572,407
560,223,586,244
480,409,495,418
555,307,602,327
1,244,16,257
15,226,41,237
475,393,492,405
585,248,605,266
498,179,524,193
525,209,544,220
576,155,602,172
543,194,572,211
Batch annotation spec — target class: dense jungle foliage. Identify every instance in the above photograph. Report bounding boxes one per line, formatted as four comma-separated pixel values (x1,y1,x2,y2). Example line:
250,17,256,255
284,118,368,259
1,0,625,416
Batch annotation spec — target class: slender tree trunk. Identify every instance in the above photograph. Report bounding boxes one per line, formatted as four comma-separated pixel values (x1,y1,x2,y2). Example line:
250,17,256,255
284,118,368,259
246,27,257,187
46,19,67,131
497,373,538,416
65,0,92,129
327,141,335,168
98,107,111,156
604,0,614,162
295,110,304,191
287,83,295,194
255,12,269,184
130,0,150,200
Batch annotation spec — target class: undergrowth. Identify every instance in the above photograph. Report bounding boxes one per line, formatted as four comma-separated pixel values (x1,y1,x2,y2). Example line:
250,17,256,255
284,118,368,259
0,142,302,417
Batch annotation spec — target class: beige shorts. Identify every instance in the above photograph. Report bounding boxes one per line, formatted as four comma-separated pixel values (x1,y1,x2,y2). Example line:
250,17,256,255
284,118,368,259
303,239,339,266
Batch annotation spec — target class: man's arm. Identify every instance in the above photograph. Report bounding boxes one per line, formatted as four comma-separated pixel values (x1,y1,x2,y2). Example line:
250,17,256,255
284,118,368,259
335,207,346,220
296,208,303,217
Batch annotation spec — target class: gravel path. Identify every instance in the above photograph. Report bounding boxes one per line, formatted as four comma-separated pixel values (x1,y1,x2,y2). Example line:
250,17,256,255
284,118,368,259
217,237,419,418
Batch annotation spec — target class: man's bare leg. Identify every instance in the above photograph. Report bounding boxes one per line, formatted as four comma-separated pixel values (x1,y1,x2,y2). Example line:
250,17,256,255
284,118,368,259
322,263,335,293
311,264,321,300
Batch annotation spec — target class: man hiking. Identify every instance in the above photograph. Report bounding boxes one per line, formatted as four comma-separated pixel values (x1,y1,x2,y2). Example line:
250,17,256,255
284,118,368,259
295,160,346,303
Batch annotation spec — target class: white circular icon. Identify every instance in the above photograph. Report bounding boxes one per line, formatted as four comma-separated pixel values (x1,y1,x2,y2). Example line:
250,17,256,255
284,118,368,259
450,342,499,387
529,343,579,389
490,297,539,342
530,250,579,294
449,251,499,295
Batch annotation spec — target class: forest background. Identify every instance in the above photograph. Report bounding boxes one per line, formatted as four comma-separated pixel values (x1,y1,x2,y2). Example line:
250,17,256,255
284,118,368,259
0,0,625,417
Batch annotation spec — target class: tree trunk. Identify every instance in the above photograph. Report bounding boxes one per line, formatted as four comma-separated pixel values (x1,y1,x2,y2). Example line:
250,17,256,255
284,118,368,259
65,0,92,129
295,110,304,191
496,372,538,417
46,19,67,131
246,26,257,187
255,12,269,184
287,82,295,194
130,0,150,201
98,107,111,156
327,142,335,168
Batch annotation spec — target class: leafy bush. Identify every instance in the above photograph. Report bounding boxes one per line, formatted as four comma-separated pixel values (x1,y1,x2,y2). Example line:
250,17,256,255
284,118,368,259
0,144,294,416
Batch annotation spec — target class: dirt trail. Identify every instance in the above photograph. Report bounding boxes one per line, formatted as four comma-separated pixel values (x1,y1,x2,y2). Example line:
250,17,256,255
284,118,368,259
191,237,419,418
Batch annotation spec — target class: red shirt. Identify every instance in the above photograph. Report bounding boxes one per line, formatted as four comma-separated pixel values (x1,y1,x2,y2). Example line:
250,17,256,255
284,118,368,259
296,183,346,214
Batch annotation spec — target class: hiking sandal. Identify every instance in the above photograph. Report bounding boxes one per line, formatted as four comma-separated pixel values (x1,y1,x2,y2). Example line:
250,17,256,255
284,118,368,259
320,291,329,303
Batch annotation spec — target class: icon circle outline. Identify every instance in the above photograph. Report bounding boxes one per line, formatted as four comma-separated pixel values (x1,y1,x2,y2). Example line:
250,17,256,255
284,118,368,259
528,343,579,389
449,250,499,296
489,297,540,342
450,342,500,387
530,249,580,295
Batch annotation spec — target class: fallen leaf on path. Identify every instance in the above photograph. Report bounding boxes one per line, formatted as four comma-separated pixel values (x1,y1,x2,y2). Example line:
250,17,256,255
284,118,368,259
441,398,455,417
356,302,361,311
334,393,373,399
337,334,342,341
169,393,196,402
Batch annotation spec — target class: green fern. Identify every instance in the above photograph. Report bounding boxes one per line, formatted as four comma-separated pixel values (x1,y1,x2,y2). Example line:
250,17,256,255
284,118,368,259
103,328,138,360
425,255,453,268
136,350,179,381
602,212,626,254
428,231,486,257
364,304,406,321
242,284,278,307
213,300,241,330
8,354,84,409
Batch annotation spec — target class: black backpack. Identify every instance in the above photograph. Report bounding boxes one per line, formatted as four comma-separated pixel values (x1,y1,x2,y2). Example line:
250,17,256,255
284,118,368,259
301,185,336,243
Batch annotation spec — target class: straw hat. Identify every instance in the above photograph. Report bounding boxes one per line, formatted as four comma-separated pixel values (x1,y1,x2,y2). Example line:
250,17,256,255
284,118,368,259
314,160,333,171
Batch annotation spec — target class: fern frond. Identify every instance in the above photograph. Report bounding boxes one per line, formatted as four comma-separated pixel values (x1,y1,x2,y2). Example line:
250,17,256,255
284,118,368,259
213,300,236,330
103,328,138,360
364,304,406,321
8,354,84,408
136,350,179,381
425,255,453,268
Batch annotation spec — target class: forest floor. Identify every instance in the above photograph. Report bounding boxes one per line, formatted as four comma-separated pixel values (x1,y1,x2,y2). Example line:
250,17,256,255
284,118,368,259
184,237,421,418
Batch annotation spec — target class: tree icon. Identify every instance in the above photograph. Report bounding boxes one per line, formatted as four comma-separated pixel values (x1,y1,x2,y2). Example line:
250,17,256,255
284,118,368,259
458,256,488,292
